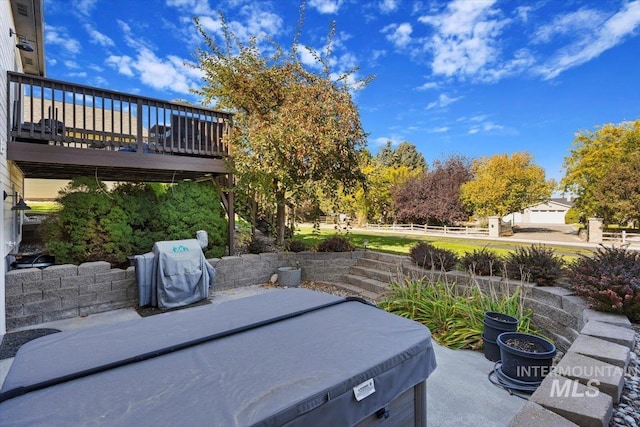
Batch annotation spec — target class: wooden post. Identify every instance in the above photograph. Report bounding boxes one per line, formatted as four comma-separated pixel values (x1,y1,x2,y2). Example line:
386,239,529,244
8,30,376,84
226,173,235,255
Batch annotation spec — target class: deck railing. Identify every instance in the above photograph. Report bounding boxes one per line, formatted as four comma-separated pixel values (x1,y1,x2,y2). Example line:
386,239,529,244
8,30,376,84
7,71,232,157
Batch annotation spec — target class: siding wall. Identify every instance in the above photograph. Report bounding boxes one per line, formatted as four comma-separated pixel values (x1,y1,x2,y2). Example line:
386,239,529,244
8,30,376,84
1,2,26,334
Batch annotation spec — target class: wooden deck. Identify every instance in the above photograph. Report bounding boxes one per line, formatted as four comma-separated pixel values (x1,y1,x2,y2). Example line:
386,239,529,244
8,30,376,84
6,71,232,182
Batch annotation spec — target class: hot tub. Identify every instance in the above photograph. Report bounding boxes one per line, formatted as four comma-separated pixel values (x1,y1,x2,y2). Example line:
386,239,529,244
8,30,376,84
0,289,436,426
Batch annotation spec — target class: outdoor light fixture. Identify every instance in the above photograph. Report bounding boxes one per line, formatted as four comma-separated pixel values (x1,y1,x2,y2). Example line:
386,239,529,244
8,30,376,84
3,191,32,211
9,29,34,52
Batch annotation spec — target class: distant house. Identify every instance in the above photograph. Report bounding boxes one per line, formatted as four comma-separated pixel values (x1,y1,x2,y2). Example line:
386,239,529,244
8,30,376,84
502,198,574,225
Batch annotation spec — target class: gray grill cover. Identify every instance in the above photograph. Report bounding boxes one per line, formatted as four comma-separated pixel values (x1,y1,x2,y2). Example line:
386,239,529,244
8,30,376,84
0,289,436,426
135,239,214,308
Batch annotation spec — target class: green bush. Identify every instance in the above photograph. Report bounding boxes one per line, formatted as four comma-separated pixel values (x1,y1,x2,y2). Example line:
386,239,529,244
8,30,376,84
379,278,537,350
461,247,502,276
409,242,458,271
316,235,355,252
43,179,133,265
247,235,274,254
564,206,582,225
503,244,564,286
43,178,228,265
285,239,308,252
570,247,640,321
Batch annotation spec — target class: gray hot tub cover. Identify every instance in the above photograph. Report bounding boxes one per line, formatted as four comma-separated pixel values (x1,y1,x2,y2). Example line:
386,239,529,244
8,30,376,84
0,289,436,426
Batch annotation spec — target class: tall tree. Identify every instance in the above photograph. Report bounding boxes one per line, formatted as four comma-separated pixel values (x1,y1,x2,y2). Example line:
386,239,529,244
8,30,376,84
194,10,372,244
460,152,554,217
393,155,472,225
376,141,427,171
592,151,640,226
562,120,640,222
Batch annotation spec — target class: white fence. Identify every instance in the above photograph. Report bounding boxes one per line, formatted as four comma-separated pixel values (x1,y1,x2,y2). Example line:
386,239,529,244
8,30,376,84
362,223,490,236
602,230,640,247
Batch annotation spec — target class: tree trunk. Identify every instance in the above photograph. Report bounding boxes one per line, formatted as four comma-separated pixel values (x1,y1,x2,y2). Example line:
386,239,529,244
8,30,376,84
276,191,286,246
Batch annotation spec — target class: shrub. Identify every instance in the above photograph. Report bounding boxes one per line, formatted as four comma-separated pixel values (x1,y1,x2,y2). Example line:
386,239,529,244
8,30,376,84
461,247,502,276
569,247,640,321
503,244,564,286
316,235,355,252
43,178,228,265
285,239,308,252
409,242,458,271
247,235,274,254
379,278,537,350
43,179,133,265
564,206,582,225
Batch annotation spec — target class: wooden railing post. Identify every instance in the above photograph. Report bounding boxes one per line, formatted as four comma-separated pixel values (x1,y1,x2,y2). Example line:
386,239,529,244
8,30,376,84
136,99,143,153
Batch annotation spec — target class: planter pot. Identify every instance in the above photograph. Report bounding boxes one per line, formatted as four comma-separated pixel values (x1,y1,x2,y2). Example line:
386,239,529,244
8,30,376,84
482,334,501,362
497,332,556,384
278,267,301,288
483,311,518,343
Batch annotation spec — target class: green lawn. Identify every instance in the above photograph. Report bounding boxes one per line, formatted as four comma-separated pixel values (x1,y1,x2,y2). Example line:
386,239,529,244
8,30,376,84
293,225,593,260
24,201,61,214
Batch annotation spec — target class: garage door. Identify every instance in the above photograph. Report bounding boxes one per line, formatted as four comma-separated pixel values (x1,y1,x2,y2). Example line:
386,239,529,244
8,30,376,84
528,209,566,224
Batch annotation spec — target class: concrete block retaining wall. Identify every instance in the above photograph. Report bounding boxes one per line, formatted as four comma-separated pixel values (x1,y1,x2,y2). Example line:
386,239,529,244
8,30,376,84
5,251,365,329
363,252,630,427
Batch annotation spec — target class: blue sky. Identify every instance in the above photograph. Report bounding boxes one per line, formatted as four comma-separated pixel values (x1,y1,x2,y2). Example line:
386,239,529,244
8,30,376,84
42,0,640,183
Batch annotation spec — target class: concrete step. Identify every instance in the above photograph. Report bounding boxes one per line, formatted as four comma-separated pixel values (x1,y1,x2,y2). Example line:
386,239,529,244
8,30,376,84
329,282,382,302
582,309,632,329
581,320,636,350
363,251,409,265
349,265,396,284
554,351,624,404
530,376,613,426
509,402,579,427
342,274,389,296
355,257,401,273
569,334,631,369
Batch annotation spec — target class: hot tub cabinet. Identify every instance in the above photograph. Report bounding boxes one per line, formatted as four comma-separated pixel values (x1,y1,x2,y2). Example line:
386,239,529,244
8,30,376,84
0,289,436,426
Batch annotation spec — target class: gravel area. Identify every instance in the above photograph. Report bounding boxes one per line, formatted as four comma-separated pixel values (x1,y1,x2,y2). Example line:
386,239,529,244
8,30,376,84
611,323,640,427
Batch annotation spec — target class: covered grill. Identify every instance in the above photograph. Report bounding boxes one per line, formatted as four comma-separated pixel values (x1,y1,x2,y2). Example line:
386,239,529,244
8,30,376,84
134,238,215,309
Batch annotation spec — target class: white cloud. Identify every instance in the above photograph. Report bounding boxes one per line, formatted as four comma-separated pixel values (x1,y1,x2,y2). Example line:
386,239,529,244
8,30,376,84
418,0,510,80
382,23,413,48
374,136,402,147
75,0,97,16
106,55,134,77
309,0,344,14
64,60,79,69
198,3,283,46
533,9,606,44
165,0,214,15
427,93,462,110
515,6,532,22
430,126,449,133
535,1,640,79
68,71,88,78
107,48,204,95
379,0,399,14
84,24,114,47
468,120,511,135
45,25,82,55
416,82,438,91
